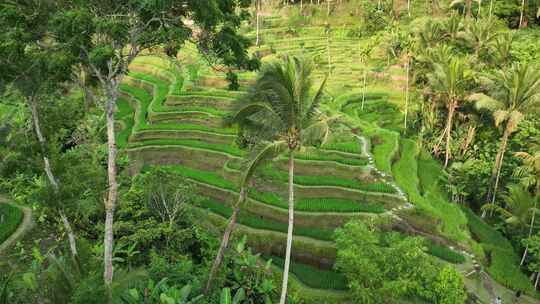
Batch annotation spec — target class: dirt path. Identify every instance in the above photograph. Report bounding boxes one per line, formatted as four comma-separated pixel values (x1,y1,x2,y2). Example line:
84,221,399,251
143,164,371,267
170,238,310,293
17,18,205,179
0,196,34,255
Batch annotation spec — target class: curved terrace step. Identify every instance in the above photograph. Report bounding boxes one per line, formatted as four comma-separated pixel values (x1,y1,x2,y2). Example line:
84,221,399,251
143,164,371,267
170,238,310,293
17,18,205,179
0,200,34,255
196,205,337,268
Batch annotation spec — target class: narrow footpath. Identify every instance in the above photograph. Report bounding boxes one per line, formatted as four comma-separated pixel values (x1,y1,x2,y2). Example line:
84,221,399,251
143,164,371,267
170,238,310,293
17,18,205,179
0,195,34,255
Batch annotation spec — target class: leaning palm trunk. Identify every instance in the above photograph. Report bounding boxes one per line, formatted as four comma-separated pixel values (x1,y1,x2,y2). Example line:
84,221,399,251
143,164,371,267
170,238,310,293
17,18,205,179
521,186,539,265
404,57,410,129
444,99,457,168
279,151,295,304
256,0,261,46
29,97,78,258
486,126,511,217
205,188,246,293
361,69,367,110
104,95,119,287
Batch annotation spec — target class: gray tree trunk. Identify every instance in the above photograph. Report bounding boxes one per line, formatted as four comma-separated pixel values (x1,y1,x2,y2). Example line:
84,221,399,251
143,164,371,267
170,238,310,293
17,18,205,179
256,0,261,47
29,97,78,258
103,91,119,286
279,151,295,304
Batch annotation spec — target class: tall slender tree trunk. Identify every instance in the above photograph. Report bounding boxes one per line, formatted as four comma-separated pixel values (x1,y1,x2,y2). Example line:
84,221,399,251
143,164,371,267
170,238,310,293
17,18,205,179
60,211,78,257
256,0,261,47
29,97,78,258
279,151,295,304
489,0,494,19
521,198,538,265
407,0,411,16
536,272,540,289
404,56,410,130
327,0,330,16
466,0,472,18
205,187,246,293
326,28,331,74
478,0,482,17
361,68,367,110
104,91,119,287
444,100,457,168
487,126,511,217
519,0,526,28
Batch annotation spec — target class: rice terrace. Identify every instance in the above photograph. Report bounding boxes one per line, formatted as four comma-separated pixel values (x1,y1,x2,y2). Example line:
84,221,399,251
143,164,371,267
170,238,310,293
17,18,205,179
1,0,540,303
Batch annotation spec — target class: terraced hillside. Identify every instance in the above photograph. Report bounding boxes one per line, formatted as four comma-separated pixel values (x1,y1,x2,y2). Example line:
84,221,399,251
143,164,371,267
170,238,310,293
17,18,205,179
115,7,537,303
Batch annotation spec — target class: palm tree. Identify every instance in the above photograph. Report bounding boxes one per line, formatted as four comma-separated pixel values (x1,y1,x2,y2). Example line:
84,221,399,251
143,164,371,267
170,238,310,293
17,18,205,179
444,13,462,40
514,148,540,265
493,32,514,67
470,63,540,214
205,145,276,292
515,148,540,194
482,185,537,233
357,40,376,111
461,19,498,58
255,0,262,46
230,55,331,304
427,57,471,167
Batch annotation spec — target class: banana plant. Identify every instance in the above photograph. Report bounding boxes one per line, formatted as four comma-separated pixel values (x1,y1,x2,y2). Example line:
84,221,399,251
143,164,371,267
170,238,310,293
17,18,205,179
123,279,203,304
220,287,245,304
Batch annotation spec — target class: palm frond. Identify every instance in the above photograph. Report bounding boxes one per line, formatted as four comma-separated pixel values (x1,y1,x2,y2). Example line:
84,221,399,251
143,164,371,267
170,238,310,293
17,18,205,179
470,93,504,111
505,110,524,133
301,114,342,146
493,110,509,127
303,75,327,127
240,140,287,188
228,102,280,127
481,203,513,219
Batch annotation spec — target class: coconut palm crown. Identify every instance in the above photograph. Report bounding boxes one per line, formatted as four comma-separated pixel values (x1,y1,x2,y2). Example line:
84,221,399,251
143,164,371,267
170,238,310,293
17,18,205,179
228,55,332,304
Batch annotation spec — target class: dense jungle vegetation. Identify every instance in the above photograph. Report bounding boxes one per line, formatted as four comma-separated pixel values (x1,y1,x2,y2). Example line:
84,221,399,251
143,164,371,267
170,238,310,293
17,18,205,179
1,0,540,303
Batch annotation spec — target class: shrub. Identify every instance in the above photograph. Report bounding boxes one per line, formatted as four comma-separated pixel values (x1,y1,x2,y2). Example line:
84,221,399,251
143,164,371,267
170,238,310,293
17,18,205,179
335,221,466,304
